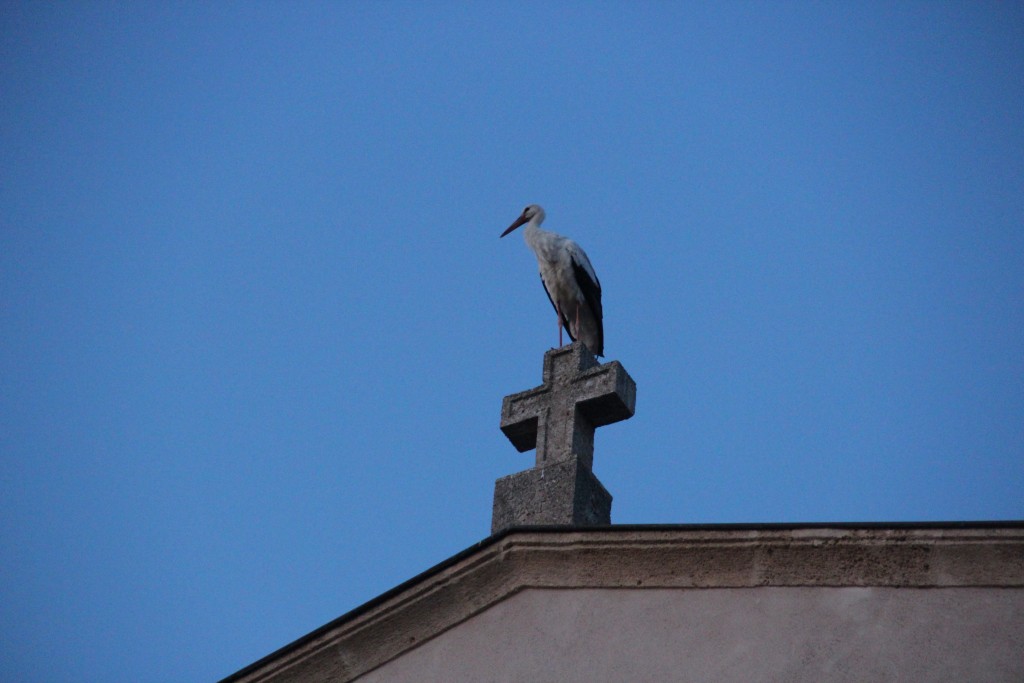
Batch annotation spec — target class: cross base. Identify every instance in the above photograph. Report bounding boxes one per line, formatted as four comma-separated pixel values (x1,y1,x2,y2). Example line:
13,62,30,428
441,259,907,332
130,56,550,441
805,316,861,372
491,457,612,534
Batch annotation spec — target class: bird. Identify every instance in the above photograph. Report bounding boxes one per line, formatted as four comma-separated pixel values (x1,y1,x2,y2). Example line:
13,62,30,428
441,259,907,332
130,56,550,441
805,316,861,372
500,204,604,357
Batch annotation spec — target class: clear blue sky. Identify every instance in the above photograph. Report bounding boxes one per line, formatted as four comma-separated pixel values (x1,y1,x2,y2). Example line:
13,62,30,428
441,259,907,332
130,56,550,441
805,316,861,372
2,2,1022,681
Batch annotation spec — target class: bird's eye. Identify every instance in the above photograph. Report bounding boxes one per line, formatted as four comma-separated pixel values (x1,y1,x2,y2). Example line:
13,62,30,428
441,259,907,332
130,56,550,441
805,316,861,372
523,206,530,214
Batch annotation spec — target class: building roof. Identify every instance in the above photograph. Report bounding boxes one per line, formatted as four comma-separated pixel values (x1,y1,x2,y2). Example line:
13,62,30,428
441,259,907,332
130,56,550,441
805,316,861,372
220,521,1024,683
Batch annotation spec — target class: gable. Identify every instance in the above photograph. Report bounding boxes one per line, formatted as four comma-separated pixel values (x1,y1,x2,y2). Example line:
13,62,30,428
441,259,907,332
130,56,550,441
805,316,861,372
222,523,1024,682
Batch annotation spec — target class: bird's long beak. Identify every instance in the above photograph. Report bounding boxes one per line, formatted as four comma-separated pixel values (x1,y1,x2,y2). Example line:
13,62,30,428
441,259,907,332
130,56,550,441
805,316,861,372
500,213,529,238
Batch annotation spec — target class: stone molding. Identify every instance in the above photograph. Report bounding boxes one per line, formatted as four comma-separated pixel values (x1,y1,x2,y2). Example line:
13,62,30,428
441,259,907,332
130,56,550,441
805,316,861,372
221,523,1024,683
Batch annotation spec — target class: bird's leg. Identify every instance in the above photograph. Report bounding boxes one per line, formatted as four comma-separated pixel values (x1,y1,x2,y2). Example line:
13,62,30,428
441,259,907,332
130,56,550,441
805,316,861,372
556,303,564,348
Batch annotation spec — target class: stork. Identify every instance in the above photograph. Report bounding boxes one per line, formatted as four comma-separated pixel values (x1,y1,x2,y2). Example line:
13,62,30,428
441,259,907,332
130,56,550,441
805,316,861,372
500,204,604,357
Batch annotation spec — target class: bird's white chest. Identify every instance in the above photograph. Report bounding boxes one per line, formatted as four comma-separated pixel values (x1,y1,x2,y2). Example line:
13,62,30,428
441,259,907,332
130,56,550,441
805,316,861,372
524,225,583,303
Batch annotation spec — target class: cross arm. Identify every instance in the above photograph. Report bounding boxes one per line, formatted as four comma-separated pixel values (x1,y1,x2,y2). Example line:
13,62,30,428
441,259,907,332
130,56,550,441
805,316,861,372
575,361,636,427
500,386,548,452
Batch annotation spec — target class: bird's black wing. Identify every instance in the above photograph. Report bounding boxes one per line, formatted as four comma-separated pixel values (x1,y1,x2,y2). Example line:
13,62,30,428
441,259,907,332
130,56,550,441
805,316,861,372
571,255,603,354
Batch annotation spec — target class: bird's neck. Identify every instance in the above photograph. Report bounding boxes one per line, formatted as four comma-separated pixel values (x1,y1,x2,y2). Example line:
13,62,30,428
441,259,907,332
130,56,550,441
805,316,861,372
523,221,558,261
523,220,544,245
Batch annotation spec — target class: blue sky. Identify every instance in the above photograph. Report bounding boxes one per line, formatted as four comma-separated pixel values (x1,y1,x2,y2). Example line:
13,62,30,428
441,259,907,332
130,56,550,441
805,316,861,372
2,2,1022,681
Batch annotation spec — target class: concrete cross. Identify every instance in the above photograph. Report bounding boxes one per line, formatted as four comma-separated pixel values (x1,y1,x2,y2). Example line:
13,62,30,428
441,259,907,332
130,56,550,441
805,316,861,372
500,342,636,470
492,343,636,533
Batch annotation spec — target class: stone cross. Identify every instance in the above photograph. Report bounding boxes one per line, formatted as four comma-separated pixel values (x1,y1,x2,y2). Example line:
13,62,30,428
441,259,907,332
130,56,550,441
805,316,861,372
492,342,636,533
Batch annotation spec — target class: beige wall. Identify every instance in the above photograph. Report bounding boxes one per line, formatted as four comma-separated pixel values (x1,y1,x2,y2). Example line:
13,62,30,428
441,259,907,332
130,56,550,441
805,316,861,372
362,586,1024,682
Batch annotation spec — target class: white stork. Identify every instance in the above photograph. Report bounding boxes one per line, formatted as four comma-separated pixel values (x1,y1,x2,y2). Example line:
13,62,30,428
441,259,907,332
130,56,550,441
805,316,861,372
500,204,604,357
